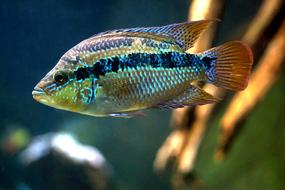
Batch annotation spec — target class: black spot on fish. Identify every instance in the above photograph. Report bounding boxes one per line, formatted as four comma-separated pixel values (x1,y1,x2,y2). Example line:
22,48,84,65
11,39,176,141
94,62,105,76
149,54,156,63
111,57,120,72
74,67,89,80
202,56,217,70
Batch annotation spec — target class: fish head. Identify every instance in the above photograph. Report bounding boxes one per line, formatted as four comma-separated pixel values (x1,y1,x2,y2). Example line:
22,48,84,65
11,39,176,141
32,55,94,113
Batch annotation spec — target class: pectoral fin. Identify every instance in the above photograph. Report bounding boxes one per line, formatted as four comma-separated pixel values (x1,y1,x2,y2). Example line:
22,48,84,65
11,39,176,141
154,85,220,109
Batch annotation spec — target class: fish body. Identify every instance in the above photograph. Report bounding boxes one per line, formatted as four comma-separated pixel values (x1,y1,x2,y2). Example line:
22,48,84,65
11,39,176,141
32,20,253,117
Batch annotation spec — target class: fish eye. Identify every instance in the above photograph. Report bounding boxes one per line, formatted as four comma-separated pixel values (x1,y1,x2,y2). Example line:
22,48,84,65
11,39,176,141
53,71,68,85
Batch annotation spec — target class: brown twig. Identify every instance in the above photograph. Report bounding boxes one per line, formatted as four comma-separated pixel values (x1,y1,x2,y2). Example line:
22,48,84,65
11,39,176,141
216,0,285,159
155,0,285,188
243,0,283,46
217,18,285,159
154,0,225,176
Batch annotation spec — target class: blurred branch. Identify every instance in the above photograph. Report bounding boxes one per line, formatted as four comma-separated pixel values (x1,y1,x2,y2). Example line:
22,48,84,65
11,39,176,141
216,18,285,159
216,0,285,159
176,85,223,173
243,0,283,46
154,0,225,179
187,0,225,53
155,0,285,188
154,129,187,170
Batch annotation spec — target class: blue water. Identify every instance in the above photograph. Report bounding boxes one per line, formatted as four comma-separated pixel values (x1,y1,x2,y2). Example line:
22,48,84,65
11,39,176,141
0,0,189,189
0,0,262,189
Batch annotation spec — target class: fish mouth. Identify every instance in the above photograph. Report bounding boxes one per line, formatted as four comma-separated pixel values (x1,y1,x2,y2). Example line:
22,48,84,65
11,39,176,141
32,86,45,96
32,86,49,104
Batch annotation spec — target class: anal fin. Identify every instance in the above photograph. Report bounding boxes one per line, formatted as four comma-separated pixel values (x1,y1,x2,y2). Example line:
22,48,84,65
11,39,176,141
154,85,220,110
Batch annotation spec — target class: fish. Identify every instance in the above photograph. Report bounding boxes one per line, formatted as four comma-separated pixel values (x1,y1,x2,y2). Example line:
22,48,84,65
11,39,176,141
32,20,253,118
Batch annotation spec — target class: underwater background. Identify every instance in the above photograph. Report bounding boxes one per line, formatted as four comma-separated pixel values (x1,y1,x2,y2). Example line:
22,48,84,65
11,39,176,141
1,0,285,190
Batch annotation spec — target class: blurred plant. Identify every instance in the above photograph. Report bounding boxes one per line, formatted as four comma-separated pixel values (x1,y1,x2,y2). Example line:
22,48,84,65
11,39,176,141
154,0,285,189
1,125,30,155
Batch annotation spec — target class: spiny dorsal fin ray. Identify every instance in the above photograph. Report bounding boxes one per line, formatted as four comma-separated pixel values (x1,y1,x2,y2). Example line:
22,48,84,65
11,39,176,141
90,20,216,51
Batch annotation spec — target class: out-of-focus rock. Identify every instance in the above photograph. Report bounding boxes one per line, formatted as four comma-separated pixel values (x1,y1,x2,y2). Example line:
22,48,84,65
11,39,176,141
20,133,112,190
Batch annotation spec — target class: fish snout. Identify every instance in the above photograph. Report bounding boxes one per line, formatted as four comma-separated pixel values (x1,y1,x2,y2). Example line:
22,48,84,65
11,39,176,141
32,85,48,104
32,86,45,96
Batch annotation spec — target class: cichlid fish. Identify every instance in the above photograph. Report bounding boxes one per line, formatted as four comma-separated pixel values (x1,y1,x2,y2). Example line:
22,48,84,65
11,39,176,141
32,20,253,117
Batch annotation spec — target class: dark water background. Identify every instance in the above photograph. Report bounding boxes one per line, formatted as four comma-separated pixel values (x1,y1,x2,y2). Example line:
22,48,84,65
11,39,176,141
2,0,284,190
0,1,190,188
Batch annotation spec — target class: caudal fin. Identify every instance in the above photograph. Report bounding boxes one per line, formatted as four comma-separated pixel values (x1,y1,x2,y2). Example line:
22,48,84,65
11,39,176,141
200,41,253,91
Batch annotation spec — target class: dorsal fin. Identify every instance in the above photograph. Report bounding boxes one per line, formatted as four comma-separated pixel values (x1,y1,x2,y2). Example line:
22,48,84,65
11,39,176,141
90,20,216,51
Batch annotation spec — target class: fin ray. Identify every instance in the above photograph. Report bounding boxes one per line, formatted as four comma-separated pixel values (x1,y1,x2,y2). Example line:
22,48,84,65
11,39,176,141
154,85,219,109
200,41,253,91
91,20,216,50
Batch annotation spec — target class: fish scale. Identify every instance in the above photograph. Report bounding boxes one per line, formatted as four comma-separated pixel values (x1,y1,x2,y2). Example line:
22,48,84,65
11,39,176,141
33,20,253,117
98,66,196,111
62,36,183,69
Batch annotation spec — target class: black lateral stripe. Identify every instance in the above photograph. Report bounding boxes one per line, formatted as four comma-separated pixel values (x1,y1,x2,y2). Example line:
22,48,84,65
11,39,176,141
74,52,199,81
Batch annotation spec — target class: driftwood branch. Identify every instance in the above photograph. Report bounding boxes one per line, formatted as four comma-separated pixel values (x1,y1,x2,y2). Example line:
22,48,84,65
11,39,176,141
155,0,285,188
216,0,285,159
216,18,285,159
154,0,225,177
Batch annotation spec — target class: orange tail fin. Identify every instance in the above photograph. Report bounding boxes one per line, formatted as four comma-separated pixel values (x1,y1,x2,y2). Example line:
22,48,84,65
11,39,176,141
200,41,253,91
